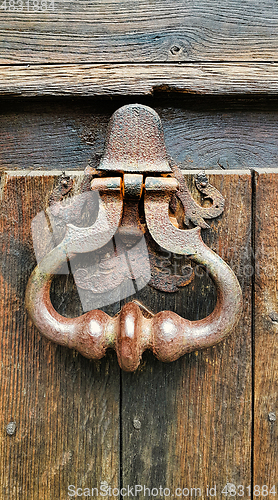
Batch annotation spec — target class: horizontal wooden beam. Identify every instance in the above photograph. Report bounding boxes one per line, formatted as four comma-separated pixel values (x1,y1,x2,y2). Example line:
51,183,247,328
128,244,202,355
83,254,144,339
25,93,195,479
1,0,278,63
1,63,278,97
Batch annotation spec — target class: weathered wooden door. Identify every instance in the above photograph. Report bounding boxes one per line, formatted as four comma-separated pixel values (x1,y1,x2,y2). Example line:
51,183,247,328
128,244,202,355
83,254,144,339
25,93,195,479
0,2,277,499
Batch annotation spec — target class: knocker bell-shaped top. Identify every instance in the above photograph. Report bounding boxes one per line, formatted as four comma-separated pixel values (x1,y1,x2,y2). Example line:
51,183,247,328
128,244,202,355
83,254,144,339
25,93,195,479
26,104,242,372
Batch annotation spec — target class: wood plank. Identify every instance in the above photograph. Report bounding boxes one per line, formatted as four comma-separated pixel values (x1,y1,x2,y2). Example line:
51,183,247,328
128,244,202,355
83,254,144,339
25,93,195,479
1,1,278,63
254,169,278,491
1,98,278,173
0,171,120,499
1,63,278,96
121,171,252,497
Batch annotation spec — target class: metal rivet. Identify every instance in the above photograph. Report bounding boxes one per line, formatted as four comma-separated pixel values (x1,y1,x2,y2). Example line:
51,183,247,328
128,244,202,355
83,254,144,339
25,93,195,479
226,484,236,493
268,412,276,422
6,422,16,436
133,418,141,429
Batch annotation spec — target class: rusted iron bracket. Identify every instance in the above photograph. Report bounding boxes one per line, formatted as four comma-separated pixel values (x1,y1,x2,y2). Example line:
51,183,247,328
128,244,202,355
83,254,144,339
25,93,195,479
26,104,242,372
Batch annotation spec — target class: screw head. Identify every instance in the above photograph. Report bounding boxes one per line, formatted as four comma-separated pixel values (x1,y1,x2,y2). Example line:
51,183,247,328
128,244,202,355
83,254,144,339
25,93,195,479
6,422,16,436
133,418,141,430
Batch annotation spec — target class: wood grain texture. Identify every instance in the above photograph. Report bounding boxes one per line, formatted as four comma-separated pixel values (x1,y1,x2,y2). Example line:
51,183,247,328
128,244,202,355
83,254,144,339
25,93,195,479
0,172,120,500
254,169,278,490
1,63,278,96
1,0,278,63
121,172,252,498
0,153,276,497
1,98,278,173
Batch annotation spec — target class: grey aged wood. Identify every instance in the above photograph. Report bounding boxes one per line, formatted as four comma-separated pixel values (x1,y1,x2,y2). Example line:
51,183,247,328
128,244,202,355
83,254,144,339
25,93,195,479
0,172,120,500
1,0,278,63
1,98,278,172
121,172,252,497
1,63,278,96
254,169,278,490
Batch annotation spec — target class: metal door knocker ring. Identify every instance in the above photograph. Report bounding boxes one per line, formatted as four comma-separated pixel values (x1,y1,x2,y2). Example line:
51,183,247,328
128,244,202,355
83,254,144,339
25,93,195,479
26,104,242,371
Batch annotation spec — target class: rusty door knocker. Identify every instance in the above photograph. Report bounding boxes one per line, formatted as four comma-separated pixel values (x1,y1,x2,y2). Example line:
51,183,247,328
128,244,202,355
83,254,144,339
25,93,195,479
26,104,242,371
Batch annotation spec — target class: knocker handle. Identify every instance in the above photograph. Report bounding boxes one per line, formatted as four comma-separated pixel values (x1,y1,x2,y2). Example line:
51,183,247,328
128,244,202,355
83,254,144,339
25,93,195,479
26,178,242,371
25,103,243,371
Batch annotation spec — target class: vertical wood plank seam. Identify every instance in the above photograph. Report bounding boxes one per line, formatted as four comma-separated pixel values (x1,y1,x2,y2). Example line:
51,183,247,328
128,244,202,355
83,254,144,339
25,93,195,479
251,168,257,500
120,371,123,499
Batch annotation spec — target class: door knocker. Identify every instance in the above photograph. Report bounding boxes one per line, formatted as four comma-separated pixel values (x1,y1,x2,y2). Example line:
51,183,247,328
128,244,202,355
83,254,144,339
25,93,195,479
26,104,242,371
